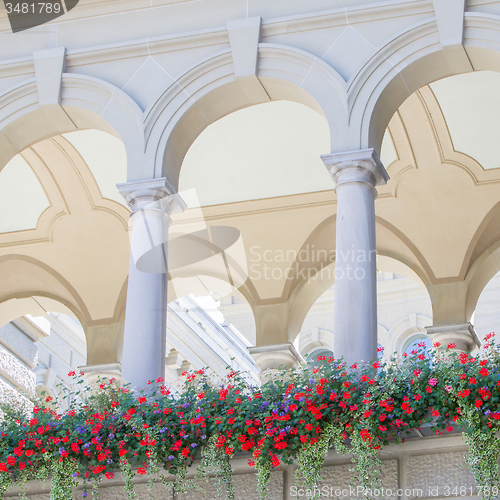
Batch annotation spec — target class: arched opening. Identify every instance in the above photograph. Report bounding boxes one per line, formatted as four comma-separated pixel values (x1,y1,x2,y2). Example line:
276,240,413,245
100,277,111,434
0,298,86,410
291,255,432,359
163,273,260,385
471,271,500,345
150,45,345,187
179,100,331,207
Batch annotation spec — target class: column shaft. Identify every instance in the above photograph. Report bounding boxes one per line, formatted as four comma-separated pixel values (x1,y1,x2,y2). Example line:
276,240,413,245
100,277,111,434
334,179,377,365
121,254,168,387
117,178,185,389
322,149,389,368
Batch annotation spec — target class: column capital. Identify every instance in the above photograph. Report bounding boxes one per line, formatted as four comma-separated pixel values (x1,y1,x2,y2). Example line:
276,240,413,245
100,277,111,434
117,177,187,217
248,343,304,383
321,148,389,192
79,363,122,386
425,322,481,352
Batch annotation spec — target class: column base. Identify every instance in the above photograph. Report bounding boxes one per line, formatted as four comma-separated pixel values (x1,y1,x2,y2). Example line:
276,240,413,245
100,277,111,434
248,343,304,383
79,362,122,386
425,323,481,353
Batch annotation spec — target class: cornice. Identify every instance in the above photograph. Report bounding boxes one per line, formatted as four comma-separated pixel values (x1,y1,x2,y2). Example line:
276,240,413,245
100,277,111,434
173,190,337,227
261,0,434,38
65,27,229,68
0,1,435,78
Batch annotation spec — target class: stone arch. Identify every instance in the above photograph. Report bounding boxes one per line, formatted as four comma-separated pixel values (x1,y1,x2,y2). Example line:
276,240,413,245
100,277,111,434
0,73,143,175
348,13,500,155
144,44,347,187
0,255,90,328
463,200,500,319
287,246,431,345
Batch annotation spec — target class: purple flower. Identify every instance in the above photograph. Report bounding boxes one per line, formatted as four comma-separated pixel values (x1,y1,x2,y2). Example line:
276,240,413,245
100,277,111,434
168,455,174,460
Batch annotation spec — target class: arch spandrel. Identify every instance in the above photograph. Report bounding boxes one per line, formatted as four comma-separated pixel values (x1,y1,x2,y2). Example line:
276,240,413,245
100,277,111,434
0,74,144,178
349,13,500,155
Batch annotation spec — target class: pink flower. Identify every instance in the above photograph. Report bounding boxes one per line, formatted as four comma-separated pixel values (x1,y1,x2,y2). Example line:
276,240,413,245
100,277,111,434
445,385,452,392
428,378,438,386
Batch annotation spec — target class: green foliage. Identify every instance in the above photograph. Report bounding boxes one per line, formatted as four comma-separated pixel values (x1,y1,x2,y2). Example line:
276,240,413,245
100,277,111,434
1,338,500,499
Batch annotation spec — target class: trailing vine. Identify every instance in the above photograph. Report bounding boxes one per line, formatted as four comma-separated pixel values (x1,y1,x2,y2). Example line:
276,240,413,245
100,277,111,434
119,458,136,499
295,422,338,497
195,435,235,499
349,432,382,495
255,459,271,499
49,459,77,500
461,407,500,500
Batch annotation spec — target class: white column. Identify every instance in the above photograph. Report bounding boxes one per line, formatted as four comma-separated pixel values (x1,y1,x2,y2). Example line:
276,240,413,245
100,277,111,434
117,178,185,389
322,149,389,368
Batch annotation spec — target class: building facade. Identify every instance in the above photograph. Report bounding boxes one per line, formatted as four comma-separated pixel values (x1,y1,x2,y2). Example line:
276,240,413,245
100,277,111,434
2,0,500,497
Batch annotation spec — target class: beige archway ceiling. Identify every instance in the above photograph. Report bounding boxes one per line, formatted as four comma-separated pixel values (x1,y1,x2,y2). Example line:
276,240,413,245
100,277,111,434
0,155,50,233
430,71,500,171
0,131,130,366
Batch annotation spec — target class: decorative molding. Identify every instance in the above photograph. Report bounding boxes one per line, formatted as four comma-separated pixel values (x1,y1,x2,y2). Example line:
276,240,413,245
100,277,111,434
0,344,35,393
117,177,187,215
322,148,390,190
33,47,67,106
426,322,481,352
